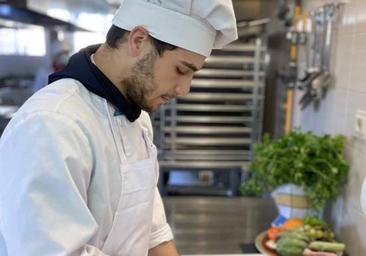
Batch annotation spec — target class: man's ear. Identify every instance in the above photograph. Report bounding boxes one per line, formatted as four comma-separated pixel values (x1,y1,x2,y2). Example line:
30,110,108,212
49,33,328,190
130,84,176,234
128,26,150,57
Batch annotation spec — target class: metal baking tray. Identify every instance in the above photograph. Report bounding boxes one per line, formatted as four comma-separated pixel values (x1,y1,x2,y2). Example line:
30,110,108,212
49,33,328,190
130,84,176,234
159,160,249,169
191,79,255,89
164,137,251,146
165,116,253,123
175,104,254,112
205,56,256,65
195,69,265,78
178,93,253,101
163,126,252,134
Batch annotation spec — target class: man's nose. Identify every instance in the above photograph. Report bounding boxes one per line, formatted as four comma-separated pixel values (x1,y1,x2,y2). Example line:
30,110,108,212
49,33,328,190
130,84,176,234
175,77,193,96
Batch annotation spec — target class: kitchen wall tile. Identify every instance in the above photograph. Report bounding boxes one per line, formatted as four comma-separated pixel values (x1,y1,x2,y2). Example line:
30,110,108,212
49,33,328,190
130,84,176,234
337,1,356,36
323,87,348,134
335,205,366,256
330,195,346,234
353,0,366,35
330,195,366,253
348,34,366,93
344,90,366,137
299,1,366,254
315,94,331,134
299,98,327,133
333,35,352,90
342,139,366,207
298,87,348,135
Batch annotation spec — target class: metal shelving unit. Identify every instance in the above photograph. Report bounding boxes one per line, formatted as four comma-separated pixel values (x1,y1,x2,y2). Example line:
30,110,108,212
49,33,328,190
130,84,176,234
152,40,267,195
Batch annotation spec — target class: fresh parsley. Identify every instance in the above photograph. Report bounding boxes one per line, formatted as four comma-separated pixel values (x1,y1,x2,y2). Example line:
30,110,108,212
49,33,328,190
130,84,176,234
241,131,349,211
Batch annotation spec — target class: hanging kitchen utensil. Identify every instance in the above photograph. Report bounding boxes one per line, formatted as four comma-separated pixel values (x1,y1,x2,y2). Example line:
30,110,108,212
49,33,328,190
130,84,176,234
298,71,319,110
299,4,336,110
304,13,313,72
299,7,324,109
297,12,317,90
313,4,334,102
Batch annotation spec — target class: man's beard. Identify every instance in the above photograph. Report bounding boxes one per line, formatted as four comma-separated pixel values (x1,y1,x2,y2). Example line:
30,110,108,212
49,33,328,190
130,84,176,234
123,50,158,112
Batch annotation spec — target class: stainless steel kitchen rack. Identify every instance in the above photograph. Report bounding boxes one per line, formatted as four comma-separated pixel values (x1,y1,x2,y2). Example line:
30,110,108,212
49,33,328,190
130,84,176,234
153,40,267,176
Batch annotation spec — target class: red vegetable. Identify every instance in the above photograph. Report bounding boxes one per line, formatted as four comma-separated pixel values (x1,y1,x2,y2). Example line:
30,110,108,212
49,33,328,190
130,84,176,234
267,227,282,241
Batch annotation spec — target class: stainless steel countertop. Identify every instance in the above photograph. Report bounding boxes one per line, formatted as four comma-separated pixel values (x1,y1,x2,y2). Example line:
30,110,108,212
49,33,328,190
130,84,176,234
163,197,277,254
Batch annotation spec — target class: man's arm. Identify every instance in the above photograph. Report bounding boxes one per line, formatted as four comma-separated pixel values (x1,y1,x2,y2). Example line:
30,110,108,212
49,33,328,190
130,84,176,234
148,240,180,256
0,113,110,255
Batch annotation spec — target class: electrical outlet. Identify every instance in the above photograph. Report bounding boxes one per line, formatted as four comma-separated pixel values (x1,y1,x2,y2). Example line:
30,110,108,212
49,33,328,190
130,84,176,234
355,109,366,139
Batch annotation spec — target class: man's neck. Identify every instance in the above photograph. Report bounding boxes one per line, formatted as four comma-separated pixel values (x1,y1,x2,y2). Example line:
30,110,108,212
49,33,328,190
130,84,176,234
93,44,129,98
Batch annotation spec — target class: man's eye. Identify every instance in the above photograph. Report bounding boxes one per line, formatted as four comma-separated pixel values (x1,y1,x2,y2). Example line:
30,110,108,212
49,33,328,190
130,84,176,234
176,67,186,75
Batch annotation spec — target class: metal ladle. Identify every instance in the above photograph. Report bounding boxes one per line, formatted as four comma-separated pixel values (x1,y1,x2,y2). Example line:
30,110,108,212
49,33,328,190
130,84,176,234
299,5,335,109
311,4,334,101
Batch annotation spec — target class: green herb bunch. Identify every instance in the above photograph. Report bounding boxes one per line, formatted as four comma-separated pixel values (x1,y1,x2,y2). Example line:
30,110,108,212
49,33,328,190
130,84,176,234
241,131,349,211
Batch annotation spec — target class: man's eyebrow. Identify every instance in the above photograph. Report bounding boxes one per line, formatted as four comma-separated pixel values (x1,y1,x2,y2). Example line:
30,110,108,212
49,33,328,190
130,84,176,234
180,61,200,72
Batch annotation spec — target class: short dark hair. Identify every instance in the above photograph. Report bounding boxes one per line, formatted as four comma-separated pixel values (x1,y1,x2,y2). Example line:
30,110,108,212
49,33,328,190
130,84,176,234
106,25,177,56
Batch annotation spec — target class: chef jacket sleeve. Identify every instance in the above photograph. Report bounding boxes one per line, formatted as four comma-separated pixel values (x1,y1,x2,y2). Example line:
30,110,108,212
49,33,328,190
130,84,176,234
0,112,110,256
149,187,174,249
139,112,174,248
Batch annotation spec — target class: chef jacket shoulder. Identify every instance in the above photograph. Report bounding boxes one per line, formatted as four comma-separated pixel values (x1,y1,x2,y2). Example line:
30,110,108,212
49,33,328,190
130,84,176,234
5,77,151,142
1,79,107,147
15,79,107,121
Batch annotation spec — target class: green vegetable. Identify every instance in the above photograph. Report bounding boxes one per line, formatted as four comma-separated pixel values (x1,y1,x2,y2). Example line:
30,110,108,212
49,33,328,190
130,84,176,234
303,216,328,228
303,226,335,242
280,229,310,242
309,241,345,252
240,131,349,211
277,237,308,256
276,245,304,256
277,230,310,256
309,228,316,239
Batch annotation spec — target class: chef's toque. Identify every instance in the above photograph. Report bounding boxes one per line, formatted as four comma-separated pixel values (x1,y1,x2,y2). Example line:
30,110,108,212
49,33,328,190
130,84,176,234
112,0,238,57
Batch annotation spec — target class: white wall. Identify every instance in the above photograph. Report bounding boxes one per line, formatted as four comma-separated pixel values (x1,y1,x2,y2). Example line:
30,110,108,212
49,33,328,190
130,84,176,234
295,1,366,255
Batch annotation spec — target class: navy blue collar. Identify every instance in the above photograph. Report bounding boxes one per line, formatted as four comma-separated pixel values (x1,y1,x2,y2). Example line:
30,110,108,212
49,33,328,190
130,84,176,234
49,44,141,122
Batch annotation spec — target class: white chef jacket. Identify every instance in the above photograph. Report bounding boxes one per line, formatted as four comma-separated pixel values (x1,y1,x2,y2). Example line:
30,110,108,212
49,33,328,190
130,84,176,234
0,78,173,255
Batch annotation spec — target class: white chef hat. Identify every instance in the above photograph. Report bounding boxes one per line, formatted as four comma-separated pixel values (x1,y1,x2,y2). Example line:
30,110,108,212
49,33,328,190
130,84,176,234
112,0,238,57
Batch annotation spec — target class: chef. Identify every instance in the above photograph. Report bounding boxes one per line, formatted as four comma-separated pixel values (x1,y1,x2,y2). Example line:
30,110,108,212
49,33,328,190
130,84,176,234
0,0,237,255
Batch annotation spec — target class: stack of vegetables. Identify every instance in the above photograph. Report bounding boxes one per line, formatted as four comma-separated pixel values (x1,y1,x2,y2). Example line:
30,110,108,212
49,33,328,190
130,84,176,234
266,217,345,256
